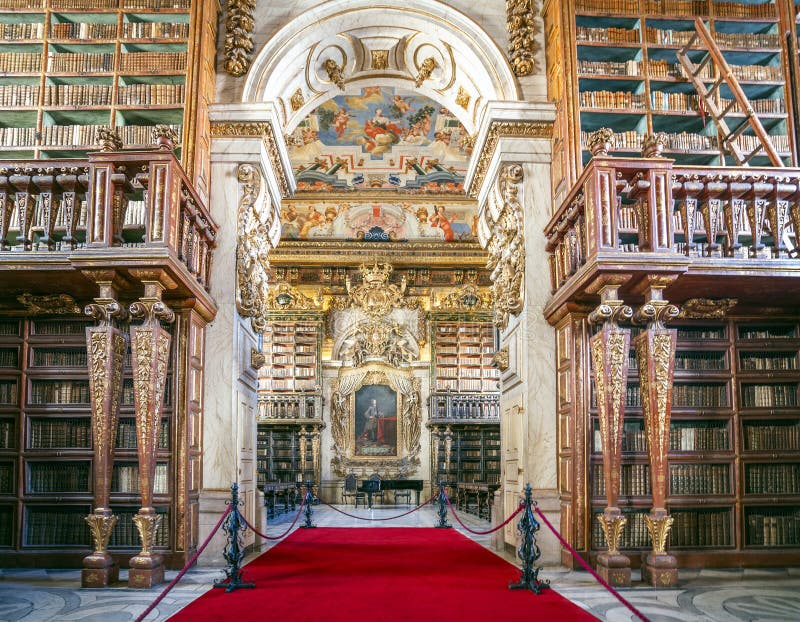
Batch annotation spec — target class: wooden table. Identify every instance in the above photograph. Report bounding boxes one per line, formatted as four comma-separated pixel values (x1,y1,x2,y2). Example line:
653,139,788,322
263,483,298,519
455,483,500,521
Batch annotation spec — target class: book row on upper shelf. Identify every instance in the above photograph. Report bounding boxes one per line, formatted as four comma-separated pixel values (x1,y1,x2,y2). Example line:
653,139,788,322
593,423,732,454
0,22,188,42
0,0,190,9
578,59,783,82
581,90,784,116
579,130,790,154
578,27,782,50
592,462,651,496
746,463,800,495
0,123,182,149
576,0,778,19
28,461,89,493
0,417,171,451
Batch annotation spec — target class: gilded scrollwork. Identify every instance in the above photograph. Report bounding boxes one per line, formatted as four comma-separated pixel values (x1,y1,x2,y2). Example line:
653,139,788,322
345,262,406,319
324,58,346,90
224,0,256,77
484,164,526,329
677,297,737,319
236,164,273,332
85,513,118,555
644,514,674,556
506,0,542,77
597,514,627,556
433,284,492,312
18,293,81,315
265,281,321,311
414,57,436,87
97,127,123,152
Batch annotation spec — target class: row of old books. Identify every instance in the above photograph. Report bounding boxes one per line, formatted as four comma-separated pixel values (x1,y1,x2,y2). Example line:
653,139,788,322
580,130,643,151
0,53,42,74
650,90,701,111
0,419,12,448
738,134,790,153
33,349,87,368
679,326,726,340
116,123,181,147
109,509,169,547
577,26,639,44
671,509,731,547
118,83,185,106
29,380,89,405
47,53,114,73
739,325,797,339
25,507,89,546
673,383,727,407
671,425,729,451
746,464,800,495
111,462,168,494
118,52,186,73
592,463,651,497
578,59,641,77
116,419,169,449
670,463,729,495
41,123,106,147
747,511,800,546
0,22,44,40
43,84,112,107
741,383,798,408
745,424,800,451
0,380,17,405
50,22,117,40
675,352,727,370
0,463,12,493
740,353,797,371
0,127,36,147
32,320,90,336
28,461,90,493
576,0,638,12
580,90,648,110
593,510,649,549
29,418,90,449
0,349,17,367
122,21,189,39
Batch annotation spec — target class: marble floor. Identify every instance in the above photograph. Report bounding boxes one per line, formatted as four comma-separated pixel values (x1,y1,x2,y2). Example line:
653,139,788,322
1,504,799,622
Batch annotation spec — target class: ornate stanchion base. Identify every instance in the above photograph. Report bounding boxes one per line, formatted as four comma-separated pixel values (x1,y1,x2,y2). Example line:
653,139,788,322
596,512,631,587
508,484,550,594
128,512,165,589
643,513,678,587
82,511,119,588
301,482,316,529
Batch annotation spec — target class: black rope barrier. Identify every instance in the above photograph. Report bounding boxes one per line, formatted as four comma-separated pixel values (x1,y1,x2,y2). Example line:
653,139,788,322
300,480,316,529
322,496,434,521
434,481,451,528
444,492,524,536
240,499,306,541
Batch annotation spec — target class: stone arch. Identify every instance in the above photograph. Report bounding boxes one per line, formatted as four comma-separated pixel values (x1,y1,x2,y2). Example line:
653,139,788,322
241,0,520,135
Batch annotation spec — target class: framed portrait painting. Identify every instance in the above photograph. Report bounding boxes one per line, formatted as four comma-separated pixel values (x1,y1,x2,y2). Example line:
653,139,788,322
354,383,399,457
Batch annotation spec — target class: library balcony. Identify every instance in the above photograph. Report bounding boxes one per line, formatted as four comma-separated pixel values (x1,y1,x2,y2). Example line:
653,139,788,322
0,144,216,314
257,392,323,422
545,144,800,316
428,393,501,424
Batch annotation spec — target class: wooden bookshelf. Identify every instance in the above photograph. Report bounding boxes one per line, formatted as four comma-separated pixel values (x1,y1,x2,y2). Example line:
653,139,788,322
260,321,322,393
432,425,501,499
431,320,498,393
0,0,215,200
544,0,797,204
584,319,800,566
256,425,318,488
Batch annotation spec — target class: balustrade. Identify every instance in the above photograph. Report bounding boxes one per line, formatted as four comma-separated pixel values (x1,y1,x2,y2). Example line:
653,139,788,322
428,393,500,422
257,393,322,421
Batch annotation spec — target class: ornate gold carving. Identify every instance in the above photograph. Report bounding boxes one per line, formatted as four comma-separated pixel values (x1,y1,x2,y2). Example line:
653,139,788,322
484,164,526,328
346,262,407,319
456,86,471,110
153,124,179,151
210,122,268,138
330,362,422,477
263,124,291,198
18,293,81,315
97,128,123,152
265,281,321,311
414,57,436,87
224,0,255,77
236,164,272,332
324,58,345,90
644,514,674,555
341,319,415,368
642,132,668,158
290,88,305,111
250,347,266,369
133,513,163,557
434,284,492,312
371,50,389,70
586,128,615,157
469,121,553,199
506,0,540,77
677,298,737,319
85,512,118,555
597,513,627,555
492,347,509,372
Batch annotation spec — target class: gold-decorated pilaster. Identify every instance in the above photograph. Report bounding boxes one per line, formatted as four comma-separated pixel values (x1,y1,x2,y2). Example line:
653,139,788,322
633,276,680,587
127,270,175,588
588,278,632,586
81,273,127,588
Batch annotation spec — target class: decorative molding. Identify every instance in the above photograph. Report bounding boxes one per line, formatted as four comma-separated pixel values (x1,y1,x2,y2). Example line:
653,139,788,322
644,514,674,556
18,293,81,315
262,124,291,198
371,50,389,70
485,164,526,329
97,127,123,152
677,297,738,319
210,122,268,138
290,88,305,112
414,56,436,87
324,58,346,89
433,284,492,312
250,347,266,370
642,132,668,158
152,124,179,151
586,127,614,157
236,164,273,332
455,86,471,110
345,262,407,319
492,347,509,372
265,281,322,311
506,0,541,77
224,0,256,77
469,120,553,199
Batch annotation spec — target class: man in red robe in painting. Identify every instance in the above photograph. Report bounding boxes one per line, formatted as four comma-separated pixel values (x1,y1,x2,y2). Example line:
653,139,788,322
429,204,454,241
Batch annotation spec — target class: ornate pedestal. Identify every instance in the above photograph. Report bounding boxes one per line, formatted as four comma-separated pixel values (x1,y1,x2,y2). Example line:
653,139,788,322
82,511,119,587
596,511,630,586
128,510,165,588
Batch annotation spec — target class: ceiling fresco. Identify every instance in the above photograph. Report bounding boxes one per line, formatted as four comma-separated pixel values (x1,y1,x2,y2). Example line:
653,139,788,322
281,201,477,242
287,86,472,194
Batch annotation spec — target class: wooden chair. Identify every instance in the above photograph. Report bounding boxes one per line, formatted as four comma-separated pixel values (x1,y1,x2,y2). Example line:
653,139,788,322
368,473,385,505
394,485,412,505
341,473,366,508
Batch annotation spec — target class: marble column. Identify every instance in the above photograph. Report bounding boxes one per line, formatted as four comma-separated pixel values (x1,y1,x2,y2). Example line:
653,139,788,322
81,272,127,588
127,270,175,588
633,277,680,587
588,279,633,587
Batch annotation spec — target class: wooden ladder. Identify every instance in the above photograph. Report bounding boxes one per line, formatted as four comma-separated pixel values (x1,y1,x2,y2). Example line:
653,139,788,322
676,17,784,167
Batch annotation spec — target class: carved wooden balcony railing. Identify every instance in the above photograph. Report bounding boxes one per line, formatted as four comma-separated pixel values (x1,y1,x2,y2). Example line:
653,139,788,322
428,392,500,423
0,148,216,292
544,155,800,308
257,392,323,422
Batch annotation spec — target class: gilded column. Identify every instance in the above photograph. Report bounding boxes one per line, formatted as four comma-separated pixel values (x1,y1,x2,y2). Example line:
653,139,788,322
588,279,632,587
633,278,679,587
82,276,127,588
128,271,175,588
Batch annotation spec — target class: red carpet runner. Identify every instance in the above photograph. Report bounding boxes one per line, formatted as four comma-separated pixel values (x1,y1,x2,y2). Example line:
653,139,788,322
169,528,598,621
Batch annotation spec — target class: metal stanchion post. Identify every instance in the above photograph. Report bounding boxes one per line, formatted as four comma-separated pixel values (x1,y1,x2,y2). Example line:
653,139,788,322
213,483,256,592
435,481,451,529
301,480,316,529
509,483,549,594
